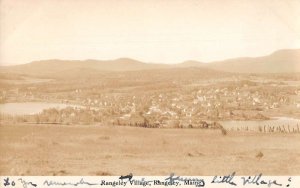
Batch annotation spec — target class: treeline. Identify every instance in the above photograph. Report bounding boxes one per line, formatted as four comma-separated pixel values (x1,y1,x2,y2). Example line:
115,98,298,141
0,107,223,130
1,107,101,125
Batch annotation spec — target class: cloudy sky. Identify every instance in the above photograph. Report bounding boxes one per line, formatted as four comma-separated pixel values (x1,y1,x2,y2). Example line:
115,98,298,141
1,0,300,65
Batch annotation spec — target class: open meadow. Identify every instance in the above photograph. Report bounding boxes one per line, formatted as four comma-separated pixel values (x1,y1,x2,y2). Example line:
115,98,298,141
0,124,299,176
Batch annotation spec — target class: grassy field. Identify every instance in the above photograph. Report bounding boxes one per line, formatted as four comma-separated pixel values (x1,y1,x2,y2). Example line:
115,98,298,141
0,124,299,176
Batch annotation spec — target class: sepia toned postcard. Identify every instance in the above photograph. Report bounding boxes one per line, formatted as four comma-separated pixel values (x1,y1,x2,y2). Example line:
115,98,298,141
0,0,300,187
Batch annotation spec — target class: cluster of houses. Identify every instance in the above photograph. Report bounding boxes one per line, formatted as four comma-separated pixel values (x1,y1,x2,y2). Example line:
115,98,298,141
1,79,300,127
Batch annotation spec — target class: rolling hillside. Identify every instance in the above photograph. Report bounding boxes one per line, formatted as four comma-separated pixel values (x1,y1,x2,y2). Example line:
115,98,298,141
1,49,299,75
207,49,300,73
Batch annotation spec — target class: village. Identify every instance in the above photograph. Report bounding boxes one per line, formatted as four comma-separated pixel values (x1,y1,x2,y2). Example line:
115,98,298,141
1,71,300,128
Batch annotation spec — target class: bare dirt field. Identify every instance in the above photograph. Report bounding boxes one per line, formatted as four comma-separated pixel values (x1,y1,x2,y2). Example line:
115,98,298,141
0,124,299,176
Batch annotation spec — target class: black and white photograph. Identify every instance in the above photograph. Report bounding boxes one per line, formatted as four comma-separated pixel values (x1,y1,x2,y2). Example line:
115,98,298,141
0,0,300,177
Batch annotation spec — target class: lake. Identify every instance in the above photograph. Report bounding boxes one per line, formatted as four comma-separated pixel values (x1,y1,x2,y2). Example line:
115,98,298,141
0,102,80,115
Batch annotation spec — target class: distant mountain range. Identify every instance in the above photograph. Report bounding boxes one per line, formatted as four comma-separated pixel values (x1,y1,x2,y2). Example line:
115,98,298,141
1,49,300,75
207,49,300,73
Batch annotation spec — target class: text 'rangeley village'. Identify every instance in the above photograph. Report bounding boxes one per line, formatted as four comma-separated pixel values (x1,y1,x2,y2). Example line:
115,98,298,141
100,180,182,187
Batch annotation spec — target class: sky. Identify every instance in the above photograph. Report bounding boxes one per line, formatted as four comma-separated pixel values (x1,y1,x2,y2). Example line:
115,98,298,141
1,0,300,65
